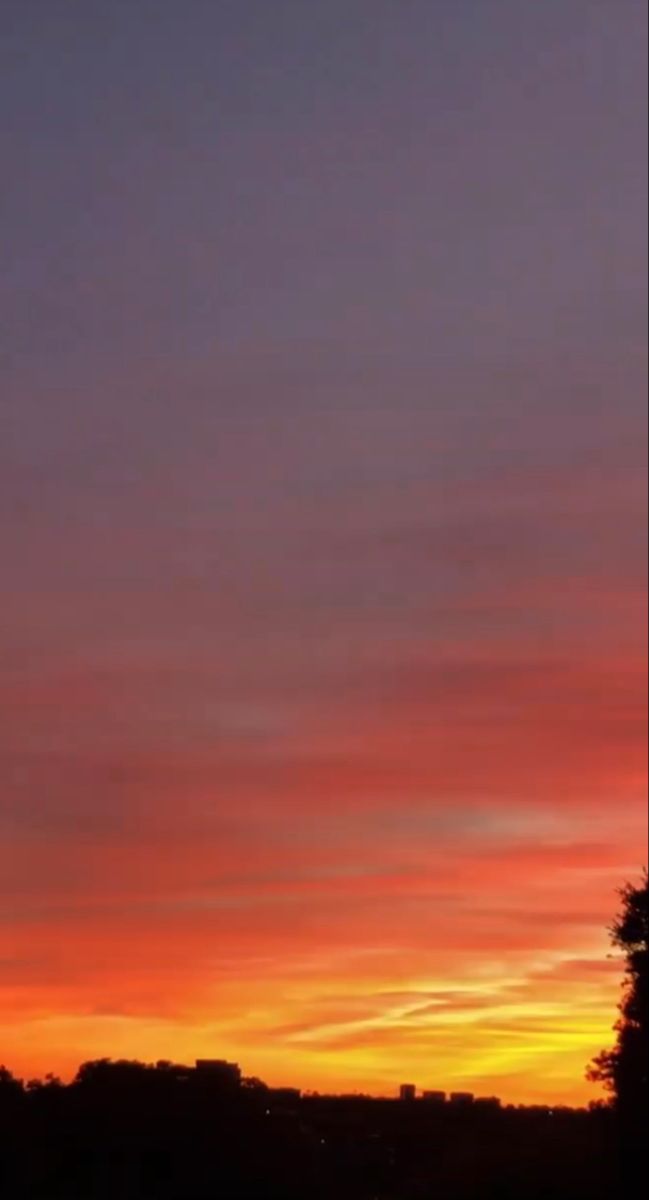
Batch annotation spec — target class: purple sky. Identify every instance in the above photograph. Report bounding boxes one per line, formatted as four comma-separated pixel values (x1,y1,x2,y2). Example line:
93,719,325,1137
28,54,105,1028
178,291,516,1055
1,0,647,1100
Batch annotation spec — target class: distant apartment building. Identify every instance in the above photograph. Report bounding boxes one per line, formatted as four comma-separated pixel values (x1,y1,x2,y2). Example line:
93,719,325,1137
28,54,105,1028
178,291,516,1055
399,1084,416,1101
449,1092,474,1106
422,1090,446,1103
194,1060,242,1088
267,1087,301,1112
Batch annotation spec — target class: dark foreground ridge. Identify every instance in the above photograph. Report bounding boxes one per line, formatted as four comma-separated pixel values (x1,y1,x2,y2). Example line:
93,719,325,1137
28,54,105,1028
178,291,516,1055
0,1057,621,1199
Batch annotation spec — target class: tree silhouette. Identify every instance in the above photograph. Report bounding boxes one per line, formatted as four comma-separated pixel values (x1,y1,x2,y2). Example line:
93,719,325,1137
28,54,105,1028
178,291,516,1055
588,872,648,1181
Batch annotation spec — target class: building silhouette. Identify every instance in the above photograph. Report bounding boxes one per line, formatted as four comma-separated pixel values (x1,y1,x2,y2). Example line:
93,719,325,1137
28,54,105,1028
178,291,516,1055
194,1059,241,1088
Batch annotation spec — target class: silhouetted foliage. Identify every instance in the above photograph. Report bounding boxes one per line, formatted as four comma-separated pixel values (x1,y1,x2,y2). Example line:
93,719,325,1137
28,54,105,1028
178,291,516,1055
0,1065,23,1094
588,872,648,1184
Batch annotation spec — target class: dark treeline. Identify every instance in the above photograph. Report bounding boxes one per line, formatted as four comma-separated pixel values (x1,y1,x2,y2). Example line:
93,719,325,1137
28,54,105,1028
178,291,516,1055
0,1059,617,1200
588,871,648,1194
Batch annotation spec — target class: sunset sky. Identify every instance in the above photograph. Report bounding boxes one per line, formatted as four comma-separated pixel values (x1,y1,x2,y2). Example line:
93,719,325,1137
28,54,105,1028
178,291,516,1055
1,1,647,1105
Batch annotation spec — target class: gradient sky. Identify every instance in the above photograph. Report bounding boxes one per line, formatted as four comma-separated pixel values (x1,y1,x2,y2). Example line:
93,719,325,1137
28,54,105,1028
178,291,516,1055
1,0,647,1104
